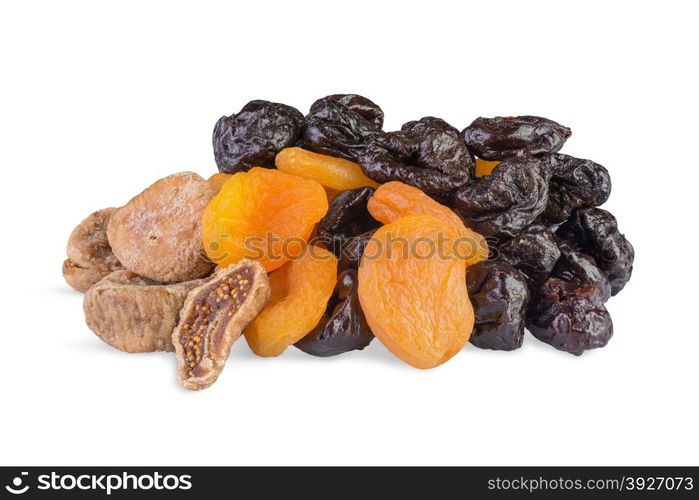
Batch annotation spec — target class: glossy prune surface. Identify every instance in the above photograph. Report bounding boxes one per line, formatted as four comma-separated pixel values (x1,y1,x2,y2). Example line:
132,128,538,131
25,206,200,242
316,187,379,256
499,224,561,288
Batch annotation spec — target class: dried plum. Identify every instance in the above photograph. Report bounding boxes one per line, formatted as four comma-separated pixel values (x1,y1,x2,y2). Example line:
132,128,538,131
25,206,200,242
358,117,473,196
499,224,561,288
553,242,611,303
540,153,612,223
527,278,613,355
303,95,382,161
556,208,634,295
213,100,304,173
339,229,375,270
295,270,374,357
316,187,379,256
462,115,571,160
466,261,529,351
453,156,550,238
327,94,384,128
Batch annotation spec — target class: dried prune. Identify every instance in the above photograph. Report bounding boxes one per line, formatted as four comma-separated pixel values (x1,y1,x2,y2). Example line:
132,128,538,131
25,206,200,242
540,153,612,223
84,270,204,353
316,187,379,256
63,207,124,292
244,246,338,357
295,269,373,357
275,147,379,191
453,156,551,238
553,242,611,303
527,278,613,355
173,260,271,390
462,115,571,160
474,158,500,177
556,207,634,295
358,117,473,196
108,172,216,283
338,229,375,270
499,224,561,288
367,181,488,267
213,100,304,173
327,94,384,128
358,214,473,369
202,167,328,272
466,261,529,351
303,95,382,161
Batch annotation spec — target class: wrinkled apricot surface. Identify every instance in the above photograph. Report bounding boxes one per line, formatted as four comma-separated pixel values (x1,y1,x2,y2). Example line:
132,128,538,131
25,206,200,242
358,214,474,369
207,172,233,193
276,147,379,191
202,167,328,272
367,181,488,266
244,245,338,356
475,158,500,177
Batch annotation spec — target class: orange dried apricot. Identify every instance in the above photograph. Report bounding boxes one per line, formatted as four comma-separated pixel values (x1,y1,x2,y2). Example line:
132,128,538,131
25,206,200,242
202,167,328,272
358,214,474,369
276,147,379,191
474,158,500,177
244,245,338,356
367,181,488,266
207,172,232,193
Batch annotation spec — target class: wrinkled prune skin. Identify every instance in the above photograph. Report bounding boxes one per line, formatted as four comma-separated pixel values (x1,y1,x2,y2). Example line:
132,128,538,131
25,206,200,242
303,96,382,161
453,156,551,238
466,261,530,351
327,94,384,128
358,117,473,196
540,153,612,223
295,270,374,357
499,224,561,288
339,229,375,270
316,187,379,256
213,100,304,173
462,115,572,160
553,242,612,303
556,208,634,295
527,278,613,355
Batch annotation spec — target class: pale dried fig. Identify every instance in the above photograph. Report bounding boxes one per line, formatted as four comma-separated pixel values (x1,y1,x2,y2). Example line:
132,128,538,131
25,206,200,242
63,207,124,292
173,260,270,391
107,172,216,283
84,270,204,353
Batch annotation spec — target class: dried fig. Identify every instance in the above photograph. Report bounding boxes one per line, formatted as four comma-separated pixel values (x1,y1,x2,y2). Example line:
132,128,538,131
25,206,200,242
63,208,123,292
173,260,271,391
84,270,204,353
108,172,216,283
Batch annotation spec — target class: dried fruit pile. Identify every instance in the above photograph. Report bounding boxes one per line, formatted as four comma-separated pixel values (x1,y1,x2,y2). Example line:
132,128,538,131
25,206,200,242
63,94,634,390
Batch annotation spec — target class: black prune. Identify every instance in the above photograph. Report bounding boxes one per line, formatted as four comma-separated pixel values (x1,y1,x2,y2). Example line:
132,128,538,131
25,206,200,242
540,153,612,224
453,156,551,238
462,115,571,160
303,96,382,161
527,278,613,356
358,117,473,196
466,260,530,351
213,100,304,173
327,94,384,128
499,224,561,288
553,242,611,303
339,229,376,271
556,207,634,295
295,270,374,357
316,187,379,257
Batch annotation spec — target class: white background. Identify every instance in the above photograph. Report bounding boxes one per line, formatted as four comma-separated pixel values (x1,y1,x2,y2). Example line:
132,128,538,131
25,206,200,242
1,0,697,466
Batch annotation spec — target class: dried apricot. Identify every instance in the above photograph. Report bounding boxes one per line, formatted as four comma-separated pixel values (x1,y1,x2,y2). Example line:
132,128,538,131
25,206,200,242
207,172,232,193
244,245,337,357
108,172,216,283
358,214,474,369
276,147,379,191
367,181,488,266
474,158,500,177
202,167,328,272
